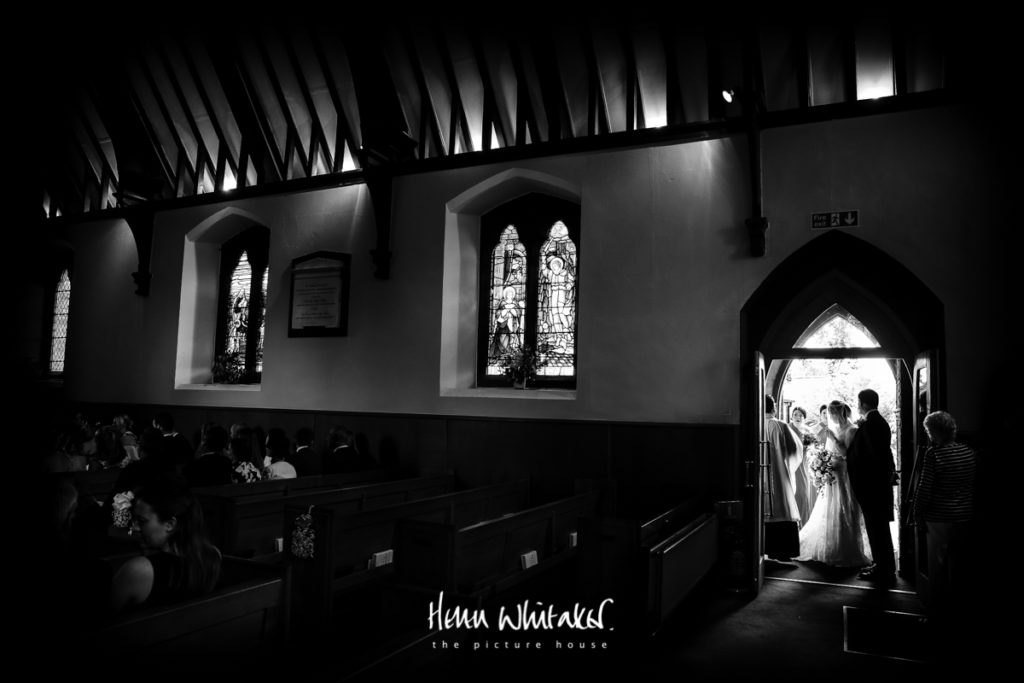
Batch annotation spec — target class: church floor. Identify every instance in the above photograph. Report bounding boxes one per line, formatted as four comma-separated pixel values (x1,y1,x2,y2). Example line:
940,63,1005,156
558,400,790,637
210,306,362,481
317,559,1004,681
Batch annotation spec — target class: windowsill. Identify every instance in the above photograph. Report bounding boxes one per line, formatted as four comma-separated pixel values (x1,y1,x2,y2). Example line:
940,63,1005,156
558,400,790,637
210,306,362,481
175,383,262,392
441,387,576,400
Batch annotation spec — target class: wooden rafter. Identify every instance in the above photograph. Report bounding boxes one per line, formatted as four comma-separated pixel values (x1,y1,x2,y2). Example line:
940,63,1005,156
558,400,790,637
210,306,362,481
795,25,810,109
435,26,474,155
469,33,512,151
155,43,218,194
530,29,574,141
581,24,610,136
507,38,542,145
401,24,447,158
842,26,857,104
282,31,334,173
177,36,240,189
74,106,115,196
254,33,310,177
134,46,197,193
126,87,177,187
207,33,286,184
661,26,684,126
309,30,359,173
892,22,908,96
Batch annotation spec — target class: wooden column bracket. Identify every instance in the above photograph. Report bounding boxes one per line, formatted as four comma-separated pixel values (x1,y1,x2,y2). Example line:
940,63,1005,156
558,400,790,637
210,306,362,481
125,208,154,296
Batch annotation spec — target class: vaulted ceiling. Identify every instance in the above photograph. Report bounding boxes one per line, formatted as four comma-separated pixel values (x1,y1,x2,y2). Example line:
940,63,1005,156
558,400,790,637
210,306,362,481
23,13,995,222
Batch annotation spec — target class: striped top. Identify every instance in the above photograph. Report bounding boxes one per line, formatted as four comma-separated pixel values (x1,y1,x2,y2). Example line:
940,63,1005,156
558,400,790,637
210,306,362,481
913,442,976,522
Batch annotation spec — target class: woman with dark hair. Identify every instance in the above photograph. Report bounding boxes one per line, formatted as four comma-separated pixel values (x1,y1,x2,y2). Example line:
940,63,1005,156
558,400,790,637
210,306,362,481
110,475,221,611
230,434,264,483
264,428,296,479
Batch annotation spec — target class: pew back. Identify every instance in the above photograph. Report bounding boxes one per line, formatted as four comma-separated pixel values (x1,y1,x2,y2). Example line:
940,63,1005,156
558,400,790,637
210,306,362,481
577,495,716,633
197,473,454,557
284,479,530,628
395,489,601,595
89,557,288,669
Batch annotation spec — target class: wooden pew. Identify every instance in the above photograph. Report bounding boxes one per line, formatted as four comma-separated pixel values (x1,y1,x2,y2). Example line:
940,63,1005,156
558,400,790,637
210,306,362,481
578,496,718,633
66,467,122,504
296,489,598,678
85,557,288,671
196,473,454,558
393,489,601,601
284,479,531,630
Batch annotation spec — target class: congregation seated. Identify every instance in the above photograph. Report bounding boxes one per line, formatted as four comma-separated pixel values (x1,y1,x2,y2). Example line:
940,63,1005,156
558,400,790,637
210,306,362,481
290,426,322,477
152,411,195,472
111,427,179,496
230,431,265,483
29,473,113,639
324,426,376,474
40,418,93,473
183,424,233,488
265,428,297,479
110,475,222,612
111,414,140,467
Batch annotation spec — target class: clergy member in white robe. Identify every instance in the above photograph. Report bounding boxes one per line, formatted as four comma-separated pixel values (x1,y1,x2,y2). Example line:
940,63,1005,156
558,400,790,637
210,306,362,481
764,395,802,558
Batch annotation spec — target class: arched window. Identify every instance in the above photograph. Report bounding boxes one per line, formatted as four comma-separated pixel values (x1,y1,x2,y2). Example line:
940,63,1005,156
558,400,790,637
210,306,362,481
49,269,72,374
214,226,269,383
478,193,580,388
794,304,880,349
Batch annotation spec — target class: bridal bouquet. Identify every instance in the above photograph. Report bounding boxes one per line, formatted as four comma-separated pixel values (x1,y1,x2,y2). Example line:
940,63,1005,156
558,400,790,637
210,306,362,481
807,446,836,491
111,490,135,528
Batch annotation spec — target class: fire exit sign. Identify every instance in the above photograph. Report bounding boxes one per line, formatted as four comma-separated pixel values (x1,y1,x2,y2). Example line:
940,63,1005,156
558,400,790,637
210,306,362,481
811,210,859,229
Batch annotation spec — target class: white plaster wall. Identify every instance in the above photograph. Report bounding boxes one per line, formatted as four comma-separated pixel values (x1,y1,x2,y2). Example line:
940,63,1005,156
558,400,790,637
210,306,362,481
54,104,1006,431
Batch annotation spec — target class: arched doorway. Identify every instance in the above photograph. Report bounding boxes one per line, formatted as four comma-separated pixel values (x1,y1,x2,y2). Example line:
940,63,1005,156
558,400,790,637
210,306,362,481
775,305,901,564
739,231,944,597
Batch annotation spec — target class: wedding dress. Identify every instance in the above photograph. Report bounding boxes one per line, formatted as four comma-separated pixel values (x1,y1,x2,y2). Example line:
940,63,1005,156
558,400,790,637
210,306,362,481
796,426,873,567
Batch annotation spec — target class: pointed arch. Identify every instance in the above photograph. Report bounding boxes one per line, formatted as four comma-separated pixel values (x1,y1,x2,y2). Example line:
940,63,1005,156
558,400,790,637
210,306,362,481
440,168,581,395
793,303,880,349
743,231,943,361
175,206,272,388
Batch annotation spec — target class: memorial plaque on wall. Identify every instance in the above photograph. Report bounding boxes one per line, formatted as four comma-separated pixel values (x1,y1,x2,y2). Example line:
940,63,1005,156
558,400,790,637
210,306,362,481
288,252,351,337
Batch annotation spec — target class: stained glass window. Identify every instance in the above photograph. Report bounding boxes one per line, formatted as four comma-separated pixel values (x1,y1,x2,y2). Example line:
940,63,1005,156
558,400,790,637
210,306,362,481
216,226,269,383
485,226,528,375
49,269,71,373
226,251,253,358
478,194,580,388
536,221,577,376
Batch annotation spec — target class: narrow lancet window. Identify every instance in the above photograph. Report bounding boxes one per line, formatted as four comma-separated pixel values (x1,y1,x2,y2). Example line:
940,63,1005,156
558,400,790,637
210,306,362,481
49,269,71,373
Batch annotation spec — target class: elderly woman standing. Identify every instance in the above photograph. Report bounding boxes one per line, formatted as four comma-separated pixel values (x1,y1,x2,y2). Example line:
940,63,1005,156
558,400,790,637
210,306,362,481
912,411,976,627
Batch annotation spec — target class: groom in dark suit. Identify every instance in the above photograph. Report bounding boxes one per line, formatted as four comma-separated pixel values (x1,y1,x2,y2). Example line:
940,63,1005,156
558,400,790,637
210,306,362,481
848,389,896,585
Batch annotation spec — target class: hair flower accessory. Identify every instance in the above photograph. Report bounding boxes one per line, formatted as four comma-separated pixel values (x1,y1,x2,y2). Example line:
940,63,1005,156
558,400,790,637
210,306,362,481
111,490,135,528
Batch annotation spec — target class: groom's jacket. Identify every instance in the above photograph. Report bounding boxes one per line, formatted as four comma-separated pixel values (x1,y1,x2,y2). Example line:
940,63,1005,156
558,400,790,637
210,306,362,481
847,411,895,520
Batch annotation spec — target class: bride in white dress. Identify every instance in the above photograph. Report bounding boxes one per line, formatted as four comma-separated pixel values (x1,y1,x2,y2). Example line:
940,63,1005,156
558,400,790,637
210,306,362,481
796,401,873,567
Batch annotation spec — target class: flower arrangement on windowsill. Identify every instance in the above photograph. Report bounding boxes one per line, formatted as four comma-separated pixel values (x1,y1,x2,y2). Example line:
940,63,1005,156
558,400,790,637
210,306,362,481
499,344,541,389
211,350,262,385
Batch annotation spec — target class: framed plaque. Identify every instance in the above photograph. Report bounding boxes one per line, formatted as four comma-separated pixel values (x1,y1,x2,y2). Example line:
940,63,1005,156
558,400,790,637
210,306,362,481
288,251,351,337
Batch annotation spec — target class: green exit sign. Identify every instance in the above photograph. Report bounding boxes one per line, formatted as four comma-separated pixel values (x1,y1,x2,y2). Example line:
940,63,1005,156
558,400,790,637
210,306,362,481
812,210,859,229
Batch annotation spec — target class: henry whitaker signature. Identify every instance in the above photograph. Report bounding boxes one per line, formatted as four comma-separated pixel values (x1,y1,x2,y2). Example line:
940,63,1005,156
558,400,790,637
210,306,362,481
428,591,614,631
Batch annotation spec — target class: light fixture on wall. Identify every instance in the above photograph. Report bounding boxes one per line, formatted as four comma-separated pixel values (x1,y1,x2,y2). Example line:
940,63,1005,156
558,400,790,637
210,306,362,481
721,89,736,103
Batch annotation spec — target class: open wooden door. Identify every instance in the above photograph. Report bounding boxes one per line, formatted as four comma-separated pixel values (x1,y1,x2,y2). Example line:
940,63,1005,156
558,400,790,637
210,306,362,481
741,351,767,596
906,349,940,602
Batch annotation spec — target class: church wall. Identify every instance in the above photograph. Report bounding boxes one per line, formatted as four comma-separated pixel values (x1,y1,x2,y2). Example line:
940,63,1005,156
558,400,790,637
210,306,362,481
50,104,1003,444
